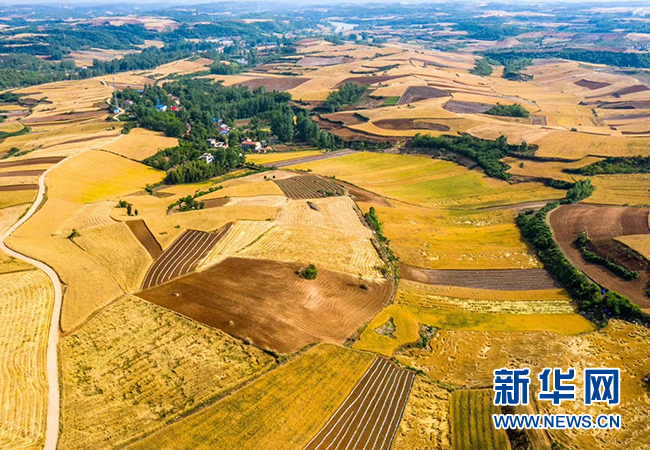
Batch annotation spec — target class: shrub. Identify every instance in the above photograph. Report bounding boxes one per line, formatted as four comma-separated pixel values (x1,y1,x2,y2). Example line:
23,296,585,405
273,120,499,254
297,264,318,280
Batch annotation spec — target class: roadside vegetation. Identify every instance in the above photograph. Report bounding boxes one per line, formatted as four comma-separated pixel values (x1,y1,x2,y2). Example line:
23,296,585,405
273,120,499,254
566,156,650,175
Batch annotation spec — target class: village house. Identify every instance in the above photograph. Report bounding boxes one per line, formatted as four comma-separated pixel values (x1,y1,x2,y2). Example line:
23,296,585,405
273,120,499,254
207,138,228,148
198,152,214,164
241,139,262,152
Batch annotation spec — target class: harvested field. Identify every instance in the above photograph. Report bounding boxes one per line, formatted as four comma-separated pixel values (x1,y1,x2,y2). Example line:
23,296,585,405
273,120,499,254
0,270,53,450
0,187,37,209
332,179,390,206
401,263,559,290
137,257,392,353
237,76,309,92
59,295,274,450
549,204,650,307
74,222,152,292
450,390,509,450
0,204,33,273
141,227,229,289
126,219,162,258
531,114,547,126
373,118,451,132
201,197,230,209
355,303,595,356
102,128,178,160
391,377,451,450
298,56,354,66
274,174,347,199
265,149,357,168
587,174,650,206
246,150,323,166
56,201,116,235
48,150,163,203
443,100,494,114
126,345,374,450
575,79,611,90
396,320,650,450
198,220,274,270
334,75,406,88
303,357,415,450
0,184,38,191
396,86,449,105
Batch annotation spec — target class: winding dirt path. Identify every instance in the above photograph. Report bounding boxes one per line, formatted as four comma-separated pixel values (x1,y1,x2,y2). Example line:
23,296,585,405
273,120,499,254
0,135,122,450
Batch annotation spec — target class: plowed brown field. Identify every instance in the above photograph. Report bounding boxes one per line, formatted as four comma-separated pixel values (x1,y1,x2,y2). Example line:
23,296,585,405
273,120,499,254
549,204,650,307
274,174,347,199
127,219,162,258
137,257,393,353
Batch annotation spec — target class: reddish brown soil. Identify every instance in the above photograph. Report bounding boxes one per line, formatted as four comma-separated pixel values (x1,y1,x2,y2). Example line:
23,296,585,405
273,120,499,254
331,127,401,143
0,156,64,168
126,219,163,259
322,112,367,126
0,169,44,177
333,179,391,207
414,121,451,131
374,119,414,130
443,100,494,114
599,101,650,109
237,77,309,92
141,226,231,289
575,79,611,90
549,204,650,307
274,174,347,199
396,86,449,105
611,85,649,97
137,257,393,353
0,184,38,191
304,357,415,450
202,197,230,209
266,149,358,168
400,263,559,290
334,75,407,88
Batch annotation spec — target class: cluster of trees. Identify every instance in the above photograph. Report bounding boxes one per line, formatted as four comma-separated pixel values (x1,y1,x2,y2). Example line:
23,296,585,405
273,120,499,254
364,206,398,271
485,103,530,118
516,203,641,321
324,83,367,112
411,133,526,180
295,112,341,148
456,21,522,41
567,156,650,176
574,231,640,281
565,179,595,204
487,49,650,70
168,195,205,212
469,58,493,76
209,61,243,75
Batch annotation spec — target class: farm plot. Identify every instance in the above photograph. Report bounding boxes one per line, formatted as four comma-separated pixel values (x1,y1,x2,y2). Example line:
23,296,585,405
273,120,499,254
0,204,33,274
141,227,230,289
0,156,65,169
274,174,347,199
126,219,163,258
396,86,450,105
401,263,558,290
198,220,275,270
0,270,52,450
303,357,415,450
59,295,274,450
101,128,178,160
246,150,323,166
266,149,357,168
0,186,37,209
56,201,116,235
126,345,374,450
450,390,510,450
74,222,153,292
549,204,650,308
237,76,309,92
137,257,392,354
443,100,494,114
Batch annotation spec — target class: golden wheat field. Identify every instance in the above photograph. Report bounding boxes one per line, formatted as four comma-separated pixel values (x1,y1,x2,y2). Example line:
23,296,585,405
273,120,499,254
0,270,53,450
72,222,152,292
450,390,510,450
101,128,178,160
198,220,275,270
58,295,274,450
0,204,33,274
126,344,374,450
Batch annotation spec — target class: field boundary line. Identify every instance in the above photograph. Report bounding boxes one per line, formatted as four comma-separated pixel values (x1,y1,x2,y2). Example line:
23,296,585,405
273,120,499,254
0,134,123,450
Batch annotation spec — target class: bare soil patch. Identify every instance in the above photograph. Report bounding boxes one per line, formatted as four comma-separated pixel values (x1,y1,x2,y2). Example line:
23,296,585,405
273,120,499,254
137,257,393,353
575,79,611,90
22,110,106,124
202,197,230,209
401,263,559,291
238,77,309,92
126,219,163,259
549,204,650,307
531,115,547,126
333,179,391,207
610,85,649,97
274,174,347,199
0,169,44,178
0,184,38,191
397,86,449,105
443,100,494,114
0,156,64,168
